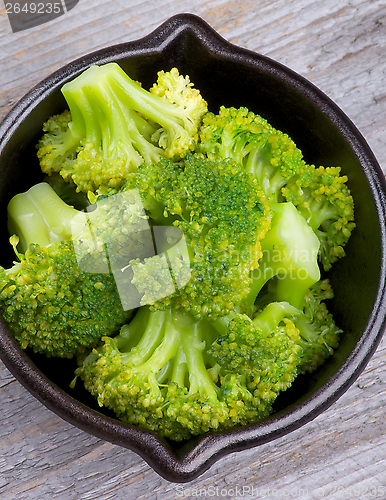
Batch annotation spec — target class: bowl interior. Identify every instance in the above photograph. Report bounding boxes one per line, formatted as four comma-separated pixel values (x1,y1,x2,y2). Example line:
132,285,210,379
0,14,385,482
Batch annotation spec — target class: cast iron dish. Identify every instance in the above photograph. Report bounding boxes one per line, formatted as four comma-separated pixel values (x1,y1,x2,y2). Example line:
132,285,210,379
0,14,386,482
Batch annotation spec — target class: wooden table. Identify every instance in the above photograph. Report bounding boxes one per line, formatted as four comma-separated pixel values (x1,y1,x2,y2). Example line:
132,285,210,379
1,0,386,498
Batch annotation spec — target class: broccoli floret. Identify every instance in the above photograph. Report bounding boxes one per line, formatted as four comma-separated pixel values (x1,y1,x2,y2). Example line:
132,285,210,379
198,106,355,270
132,153,272,320
0,239,129,358
36,110,79,178
255,301,340,374
254,278,341,373
282,165,355,270
74,304,304,440
0,182,133,358
198,106,306,202
209,281,340,390
123,226,192,309
207,308,303,422
209,312,302,395
37,63,208,195
75,307,224,440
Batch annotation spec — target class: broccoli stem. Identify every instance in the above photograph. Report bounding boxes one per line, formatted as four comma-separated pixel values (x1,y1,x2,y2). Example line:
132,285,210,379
62,63,195,162
180,320,219,402
96,87,162,165
307,198,340,232
137,313,180,376
209,312,235,337
215,126,252,163
243,202,320,313
118,308,213,386
169,343,188,388
252,301,299,336
119,307,168,366
7,182,81,251
63,79,159,168
106,68,193,151
245,146,286,201
118,306,219,401
115,306,152,350
253,301,321,346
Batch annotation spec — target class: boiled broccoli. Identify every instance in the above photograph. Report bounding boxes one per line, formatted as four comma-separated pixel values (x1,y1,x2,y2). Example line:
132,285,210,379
1,69,355,442
37,63,208,195
252,278,341,373
198,106,306,202
281,165,355,270
74,302,303,440
73,152,338,441
208,275,340,389
0,182,134,358
205,294,338,397
198,106,355,270
131,153,272,320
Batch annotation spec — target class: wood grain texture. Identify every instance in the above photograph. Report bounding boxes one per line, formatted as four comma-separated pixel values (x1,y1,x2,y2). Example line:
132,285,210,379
1,0,386,498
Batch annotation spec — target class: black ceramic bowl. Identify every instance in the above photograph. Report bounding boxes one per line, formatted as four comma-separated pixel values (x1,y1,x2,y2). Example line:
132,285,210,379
0,14,386,482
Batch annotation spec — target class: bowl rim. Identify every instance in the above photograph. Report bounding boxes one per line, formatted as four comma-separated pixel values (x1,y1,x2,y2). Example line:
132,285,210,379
1,13,386,482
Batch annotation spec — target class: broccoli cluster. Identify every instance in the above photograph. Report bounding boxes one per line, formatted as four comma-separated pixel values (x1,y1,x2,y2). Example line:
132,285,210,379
0,182,135,357
37,63,207,195
132,154,271,319
0,63,355,441
199,106,355,270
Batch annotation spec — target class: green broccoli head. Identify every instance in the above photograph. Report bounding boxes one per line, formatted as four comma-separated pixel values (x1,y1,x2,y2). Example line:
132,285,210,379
253,279,341,373
209,313,302,408
2,182,140,357
198,106,355,271
148,67,209,156
74,305,302,440
282,165,355,270
37,63,208,195
132,153,272,320
0,239,128,358
198,106,306,202
36,110,79,179
75,307,224,440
